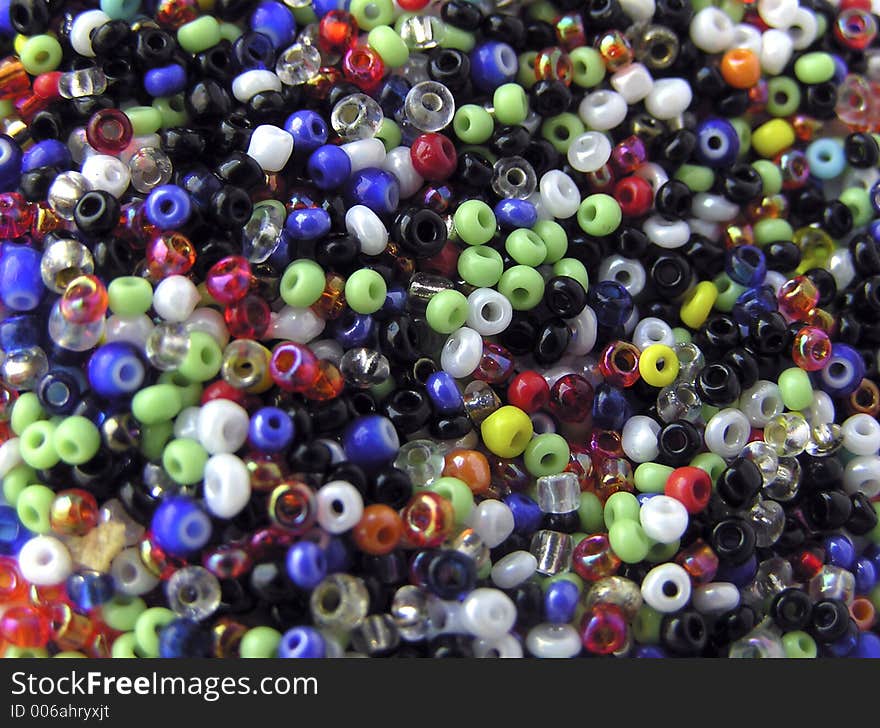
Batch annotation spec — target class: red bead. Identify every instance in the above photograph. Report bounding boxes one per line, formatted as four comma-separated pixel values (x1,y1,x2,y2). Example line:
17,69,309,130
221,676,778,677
580,603,628,654
201,380,248,406
205,255,252,304
598,340,642,387
155,0,198,28
0,556,28,603
792,546,825,580
49,603,96,652
410,133,458,182
548,373,594,423
396,0,430,10
400,491,455,548
139,533,186,580
146,232,197,279
0,193,34,238
224,293,271,339
665,466,712,514
342,46,385,93
534,46,573,86
318,10,359,54
421,240,460,278
59,274,109,324
302,359,345,401
270,342,321,393
49,489,98,537
472,342,515,384
572,533,621,581
566,444,595,491
32,72,61,100
86,108,134,154
507,370,551,413
586,163,616,192
675,538,719,584
0,605,51,648
612,175,654,218
834,7,877,50
268,481,317,534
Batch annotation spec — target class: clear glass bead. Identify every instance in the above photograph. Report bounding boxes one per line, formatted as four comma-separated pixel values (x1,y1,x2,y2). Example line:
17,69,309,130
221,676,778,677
165,565,221,620
399,16,446,50
530,530,573,575
331,93,384,140
808,565,855,603
450,528,491,573
393,439,446,488
763,456,801,502
764,413,811,457
741,497,785,547
58,66,107,98
805,422,844,456
491,156,538,199
276,42,322,85
128,147,173,194
741,557,794,611
40,238,94,294
48,301,104,351
351,614,400,655
47,171,90,220
242,203,285,263
310,574,370,630
146,322,191,371
391,584,430,641
398,52,431,85
67,127,93,165
536,472,581,513
404,81,455,133
339,347,390,388
656,381,702,423
674,342,705,382
728,621,786,658
741,441,779,485
1,346,48,390
222,340,269,390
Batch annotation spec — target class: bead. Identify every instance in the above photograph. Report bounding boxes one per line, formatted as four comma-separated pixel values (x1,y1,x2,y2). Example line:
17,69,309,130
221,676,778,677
641,563,691,612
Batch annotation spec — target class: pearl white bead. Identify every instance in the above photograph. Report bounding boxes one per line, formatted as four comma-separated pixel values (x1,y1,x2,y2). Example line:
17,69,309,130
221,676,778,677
460,588,517,639
466,288,513,336
691,193,740,222
153,275,200,322
843,455,880,498
598,254,645,298
70,9,111,57
610,63,654,104
633,162,669,196
81,154,131,198
803,390,835,425
842,414,880,456
703,408,752,459
203,453,252,519
341,138,386,172
173,406,201,440
111,547,159,596
621,415,661,463
690,7,735,53
578,90,628,131
566,305,598,356
827,247,856,291
567,131,612,173
0,437,22,480
268,306,325,343
692,582,740,614
760,29,794,75
643,215,690,248
731,23,763,56
231,69,281,103
197,399,250,454
641,563,692,612
382,146,424,198
441,326,482,378
473,634,524,658
468,499,514,548
104,314,154,351
788,6,819,48
539,170,581,219
316,481,364,534
18,536,73,586
246,124,294,172
345,204,389,256
185,307,230,349
491,550,538,589
640,494,688,544
758,0,798,28
632,317,675,351
618,0,655,22
526,623,582,658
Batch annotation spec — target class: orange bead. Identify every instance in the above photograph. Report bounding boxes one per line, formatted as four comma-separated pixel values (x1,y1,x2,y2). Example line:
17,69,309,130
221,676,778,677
850,597,876,631
352,504,404,555
443,449,491,495
0,556,28,604
720,48,761,89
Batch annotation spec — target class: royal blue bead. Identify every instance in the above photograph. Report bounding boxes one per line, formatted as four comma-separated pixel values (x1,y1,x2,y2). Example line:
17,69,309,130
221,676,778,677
469,41,518,92
869,219,880,244
715,554,757,587
343,415,400,469
382,284,406,316
158,618,213,657
725,244,766,287
732,285,777,327
854,556,877,594
694,117,740,167
284,206,331,240
331,311,375,347
0,134,21,190
824,534,855,570
816,343,865,397
88,342,145,399
824,625,858,657
233,31,276,70
544,579,579,623
285,110,328,156
377,75,411,118
0,313,41,352
870,179,880,214
0,0,13,36
36,368,85,415
278,626,325,658
504,492,543,535
144,184,192,229
324,535,351,573
591,383,631,430
853,631,880,658
634,645,667,658
286,540,328,590
181,166,222,208
493,197,537,229
0,505,24,555
344,167,400,215
425,371,463,414
269,235,292,270
636,492,658,507
66,570,115,611
144,64,187,97
307,144,351,190
249,0,296,48
22,139,70,173
0,243,43,312
830,54,848,85
151,496,212,557
249,406,294,452
588,280,633,327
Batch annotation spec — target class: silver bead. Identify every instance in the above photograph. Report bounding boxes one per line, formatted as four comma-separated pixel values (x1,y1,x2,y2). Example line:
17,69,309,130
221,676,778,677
530,530,573,575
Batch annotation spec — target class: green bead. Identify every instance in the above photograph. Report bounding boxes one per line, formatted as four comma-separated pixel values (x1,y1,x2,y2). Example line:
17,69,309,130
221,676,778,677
289,5,316,25
101,595,147,632
632,605,663,644
729,117,751,158
281,259,326,307
552,258,589,292
53,651,86,658
868,502,880,543
367,25,409,68
19,420,59,470
16,483,54,534
3,465,36,507
375,117,401,151
345,268,387,314
108,276,153,316
672,327,691,344
152,94,189,128
505,228,547,267
534,220,568,263
140,421,173,462
176,332,223,382
634,462,673,493
428,476,474,524
134,607,176,658
439,23,475,52
426,289,469,334
20,34,62,74
162,438,208,485
101,0,140,18
497,265,545,311
53,416,101,465
4,647,48,658
690,452,727,484
218,21,243,42
794,52,835,84
124,106,162,136
840,187,873,228
777,367,813,411
754,218,793,246
674,164,715,192
713,273,747,312
11,391,45,435
782,631,817,658
132,384,183,424
517,51,538,89
158,371,203,409
578,491,604,533
370,374,395,402
528,0,558,22
871,583,880,612
453,105,494,144
608,520,652,563
351,0,394,29
645,539,680,563
453,199,497,245
493,83,529,126
523,433,570,476
569,47,605,87
541,112,585,153
457,245,503,287
603,491,641,528
752,160,782,196
111,632,140,658
577,194,622,236
766,76,801,117
177,16,221,53
240,626,282,658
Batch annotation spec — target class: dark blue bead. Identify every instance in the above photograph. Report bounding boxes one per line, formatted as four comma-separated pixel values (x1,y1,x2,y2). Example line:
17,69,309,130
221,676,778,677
425,371,463,414
377,75,411,118
824,624,858,657
869,218,880,243
307,144,351,190
544,579,579,623
817,343,865,397
88,342,145,399
854,557,876,594
144,64,187,97
871,179,880,214
158,618,213,657
694,117,740,167
343,415,400,469
830,54,848,85
250,0,296,47
249,406,294,452
66,570,115,611
181,166,222,208
0,313,41,352
426,550,476,598
324,535,351,573
151,496,212,557
634,645,667,658
469,41,518,92
233,31,276,70
715,554,757,587
588,281,633,327
144,184,192,229
493,197,537,229
504,492,543,535
725,244,766,287
311,0,340,15
331,310,375,347
853,631,880,658
269,234,291,270
286,540,327,590
278,626,325,658
824,534,855,570
285,110,328,156
636,493,658,507
0,505,24,555
21,139,70,173
285,206,331,240
732,285,777,327
36,367,86,415
0,244,43,311
344,167,400,215
0,134,21,190
591,383,631,431
381,284,406,316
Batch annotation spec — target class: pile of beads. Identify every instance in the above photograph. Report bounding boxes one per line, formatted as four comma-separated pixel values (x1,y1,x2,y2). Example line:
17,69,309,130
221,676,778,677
0,0,878,659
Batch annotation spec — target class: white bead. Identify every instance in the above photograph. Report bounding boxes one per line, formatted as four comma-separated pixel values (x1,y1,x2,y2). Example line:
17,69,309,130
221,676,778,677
468,499,514,548
441,326,482,378
788,6,818,48
491,550,538,589
18,536,73,586
466,288,513,336
828,247,856,291
539,170,581,219
567,131,612,173
231,69,281,103
692,582,740,614
70,9,110,57
104,314,154,351
760,29,794,75
843,455,880,498
460,588,517,639
704,408,752,458
566,305,598,356
153,275,200,322
185,307,230,349
598,254,645,298
640,494,689,543
526,623,582,658
268,306,325,343
345,205,389,256
425,597,467,637
610,63,654,104
687,216,720,241
842,414,880,456
803,390,835,425
618,0,655,22
632,317,675,351
382,146,424,198
758,0,798,28
691,193,740,222
341,138,386,172
739,380,784,427
473,633,524,658
81,154,131,198
173,406,201,440
579,90,628,131
623,304,639,337
731,23,763,55
247,124,294,172
643,215,690,248
633,162,669,197
763,270,787,297
621,415,661,463
641,563,692,612
111,547,159,596
690,8,735,53
0,437,22,480
203,453,252,519
309,338,344,364
526,190,553,222
316,480,364,534
197,399,250,454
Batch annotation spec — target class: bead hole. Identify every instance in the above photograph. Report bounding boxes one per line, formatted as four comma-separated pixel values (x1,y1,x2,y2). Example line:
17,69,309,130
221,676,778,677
421,93,443,112
661,580,678,597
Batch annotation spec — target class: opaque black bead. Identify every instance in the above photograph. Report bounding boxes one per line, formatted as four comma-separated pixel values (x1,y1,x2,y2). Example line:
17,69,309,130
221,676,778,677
216,151,264,189
845,492,878,536
803,267,837,308
721,347,759,390
455,150,494,190
135,28,177,68
315,234,360,271
710,605,758,649
381,316,423,364
655,128,697,167
308,397,352,433
657,420,702,466
692,65,726,98
802,82,838,119
196,42,238,83
523,139,561,178
696,362,741,406
287,441,333,478
719,162,763,204
481,12,526,49
9,0,49,35
29,109,64,141
212,114,254,157
821,200,853,239
73,190,120,237
809,599,851,643
790,185,825,224
770,588,813,631
653,0,694,29
161,127,208,161
428,635,474,658
368,467,412,509
427,48,471,93
709,518,756,565
541,511,580,533
214,0,251,21
19,166,58,202
716,458,762,510
694,314,740,357
654,179,692,220
533,319,571,366
489,125,531,157
496,314,538,355
764,240,802,272
392,207,448,258
544,276,587,318
384,389,432,435
844,132,880,167
613,226,649,259
849,233,880,277
248,561,299,604
185,79,233,122
208,185,252,230
680,233,726,278
529,80,572,117
426,550,477,599
802,489,852,531
747,311,790,354
91,20,133,57
584,0,630,29
441,0,483,30
525,20,558,48
649,253,691,299
800,454,844,491
509,580,544,630
661,610,708,656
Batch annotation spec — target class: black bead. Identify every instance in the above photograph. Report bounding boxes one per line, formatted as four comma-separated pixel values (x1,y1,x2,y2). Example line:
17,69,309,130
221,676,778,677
584,0,630,28
649,253,691,299
661,610,708,656
249,561,299,604
657,420,702,466
522,139,561,178
441,0,483,30
747,311,790,355
653,0,693,28
716,458,762,510
368,467,413,509
73,190,120,237
694,314,740,357
821,200,853,239
775,515,807,554
195,41,238,83
692,64,726,98
90,19,133,57
427,48,471,93
764,240,802,273
802,82,838,119
392,206,448,258
489,125,531,157
185,79,233,122
216,151,264,190
696,362,741,406
161,127,208,162
307,397,351,433
9,0,49,35
315,234,360,272
383,388,432,435
134,28,176,68
612,226,649,258
722,347,759,390
525,20,557,48
541,511,580,533
709,518,756,565
719,162,763,204
428,635,474,658
710,605,758,649
654,180,692,220
809,599,851,643
208,185,252,229
381,316,423,364
287,441,333,478
533,318,571,366
802,489,853,531
529,80,572,117
770,588,813,631
497,314,538,355
509,580,544,630
567,234,608,274
28,109,64,141
680,234,726,278
800,455,844,491
844,132,880,167
544,276,587,318
214,0,251,21
718,89,750,117
481,12,526,49
846,492,878,536
19,166,58,202
212,114,255,157
849,233,880,277
426,550,477,599
655,128,697,166
803,267,837,308
455,150,494,190
851,276,880,319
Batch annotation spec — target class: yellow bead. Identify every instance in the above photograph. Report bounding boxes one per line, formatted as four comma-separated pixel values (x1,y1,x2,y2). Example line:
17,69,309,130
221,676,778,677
751,119,795,159
13,34,27,56
638,344,680,387
480,405,534,458
679,281,718,329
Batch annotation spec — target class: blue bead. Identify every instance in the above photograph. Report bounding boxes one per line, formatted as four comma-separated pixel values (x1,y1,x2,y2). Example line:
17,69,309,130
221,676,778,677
66,570,115,611
636,493,658,507
504,492,543,535
233,31,276,70
144,64,187,97
494,197,537,229
278,626,325,658
344,167,400,215
469,41,518,93
250,1,296,48
0,243,43,312
816,343,865,397
725,244,766,287
830,54,848,85
144,184,192,229
180,166,222,208
343,415,400,469
312,0,341,17
269,234,291,270
870,179,880,214
634,645,667,658
249,406,294,452
0,313,41,352
284,110,328,156
853,631,880,658
21,139,70,173
824,625,858,657
0,0,14,35
715,554,757,587
307,144,351,190
377,75,411,118
151,496,212,557
544,579,579,623
0,134,21,190
382,284,406,316
806,138,846,180
694,117,740,167
331,311,375,347
36,368,85,415
824,534,855,569
869,218,880,244
588,280,633,327
284,206,331,240
732,285,777,327
286,540,328,590
854,556,877,594
0,505,24,555
324,536,351,573
88,342,145,399
158,618,212,657
426,371,463,414
591,383,631,431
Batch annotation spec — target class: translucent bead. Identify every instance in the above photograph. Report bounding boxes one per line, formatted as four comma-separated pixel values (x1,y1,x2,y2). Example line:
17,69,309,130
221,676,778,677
808,565,855,604
399,15,446,51
404,81,455,133
491,156,537,200
741,557,793,609
764,413,811,457
742,498,785,547
165,566,221,621
339,347,390,388
583,576,643,620
47,302,104,352
530,530,573,575
58,66,107,98
310,574,370,631
728,623,786,658
805,422,844,457
47,172,90,220
393,439,445,488
741,441,779,486
40,238,94,294
128,147,173,194
536,472,580,513
391,585,430,641
674,342,705,382
656,381,702,423
146,322,191,371
534,46,573,85
242,204,285,263
276,43,322,85
461,380,500,424
331,93,383,140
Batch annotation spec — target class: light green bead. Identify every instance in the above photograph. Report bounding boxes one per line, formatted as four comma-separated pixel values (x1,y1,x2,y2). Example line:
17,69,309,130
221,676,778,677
752,160,782,196
840,187,873,228
4,647,48,658
0,99,12,119
11,392,46,435
782,631,817,658
497,265,545,310
345,269,387,314
645,539,680,563
713,273,747,312
794,52,835,84
608,520,652,563
111,632,140,658
505,228,547,267
19,420,59,470
457,245,503,287
730,117,751,157
569,47,605,88
439,24,475,52
528,0,558,22
162,438,208,485
289,6,316,25
868,503,880,543
701,404,719,424
101,0,141,19
517,51,538,89
53,416,100,465
176,332,223,382
218,21,243,42
177,16,221,53
577,194,622,236
672,327,691,344
102,595,147,632
370,374,395,402
158,371,202,409
871,584,880,612
108,276,153,315
523,433,570,477
453,105,494,144
578,491,604,532
20,34,62,74
603,491,641,528
367,25,409,68
453,199,496,245
124,106,162,136
632,605,663,644
777,367,813,411
542,112,585,153
134,607,176,658
351,0,394,29
426,289,469,334
690,452,727,484
754,218,793,246
3,465,37,507
132,384,183,424
153,94,189,128
240,626,282,658
428,476,473,524
494,83,529,126
281,259,326,307
552,258,589,292
54,651,86,658
140,421,173,462
634,462,673,493
375,117,401,151
766,76,801,117
674,164,715,192
534,220,568,263
16,483,54,534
